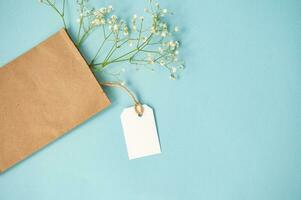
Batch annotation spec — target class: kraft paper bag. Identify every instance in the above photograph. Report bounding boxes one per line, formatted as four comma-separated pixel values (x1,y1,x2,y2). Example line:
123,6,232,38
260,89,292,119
0,29,110,172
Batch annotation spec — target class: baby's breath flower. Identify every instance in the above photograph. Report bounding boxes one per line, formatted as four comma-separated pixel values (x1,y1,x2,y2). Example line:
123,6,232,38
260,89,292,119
169,74,177,80
171,67,177,73
158,47,163,53
146,53,154,64
174,26,179,32
148,59,155,64
41,0,184,81
132,14,137,31
159,60,165,66
107,5,113,12
123,26,129,36
173,56,178,62
142,36,147,42
132,25,137,31
93,10,103,17
111,15,117,22
113,24,119,32
99,7,107,14
169,41,176,47
91,18,100,26
151,26,157,34
100,18,106,24
161,31,167,37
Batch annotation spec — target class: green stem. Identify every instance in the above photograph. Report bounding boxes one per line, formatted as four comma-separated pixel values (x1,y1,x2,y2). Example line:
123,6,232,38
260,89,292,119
76,18,83,44
102,25,125,63
62,0,66,15
154,52,168,62
137,19,144,47
102,25,106,38
96,58,130,67
77,28,92,46
45,0,67,29
92,33,154,69
103,38,130,63
110,34,153,63
89,31,113,65
127,34,153,61
62,15,67,29
76,0,85,43
139,49,161,54
103,41,118,65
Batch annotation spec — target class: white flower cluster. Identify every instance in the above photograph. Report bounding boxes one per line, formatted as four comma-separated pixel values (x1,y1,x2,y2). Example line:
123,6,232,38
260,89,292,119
87,6,129,35
151,15,169,37
90,6,113,27
40,0,184,80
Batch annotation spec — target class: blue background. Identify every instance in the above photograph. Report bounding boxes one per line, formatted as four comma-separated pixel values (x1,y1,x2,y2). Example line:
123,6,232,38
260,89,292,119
0,0,300,199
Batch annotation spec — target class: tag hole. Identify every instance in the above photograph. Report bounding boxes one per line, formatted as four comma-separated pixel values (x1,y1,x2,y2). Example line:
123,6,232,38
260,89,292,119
135,103,144,117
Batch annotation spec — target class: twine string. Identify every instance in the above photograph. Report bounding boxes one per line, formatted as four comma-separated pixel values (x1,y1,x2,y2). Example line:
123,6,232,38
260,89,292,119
99,82,144,116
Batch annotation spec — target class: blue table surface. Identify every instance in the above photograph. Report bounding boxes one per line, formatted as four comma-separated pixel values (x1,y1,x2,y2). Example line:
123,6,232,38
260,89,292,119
0,0,300,199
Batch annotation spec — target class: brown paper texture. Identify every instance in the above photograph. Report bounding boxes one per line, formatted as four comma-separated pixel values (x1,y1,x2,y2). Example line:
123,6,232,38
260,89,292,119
0,29,110,172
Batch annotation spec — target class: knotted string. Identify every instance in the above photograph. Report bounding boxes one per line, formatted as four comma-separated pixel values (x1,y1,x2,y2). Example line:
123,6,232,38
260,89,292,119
99,82,144,116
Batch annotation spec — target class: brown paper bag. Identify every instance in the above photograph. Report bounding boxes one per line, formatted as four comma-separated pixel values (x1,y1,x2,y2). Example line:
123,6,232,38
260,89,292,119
0,29,110,172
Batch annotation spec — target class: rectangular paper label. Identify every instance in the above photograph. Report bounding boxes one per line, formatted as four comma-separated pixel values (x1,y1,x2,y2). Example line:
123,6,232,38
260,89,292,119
120,104,161,159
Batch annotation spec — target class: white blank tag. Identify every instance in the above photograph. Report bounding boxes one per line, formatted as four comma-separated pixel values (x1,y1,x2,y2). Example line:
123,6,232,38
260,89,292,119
120,104,161,159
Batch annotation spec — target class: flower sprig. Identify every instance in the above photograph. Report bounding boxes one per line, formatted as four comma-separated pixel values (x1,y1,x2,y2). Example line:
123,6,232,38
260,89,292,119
39,0,67,29
40,0,184,80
